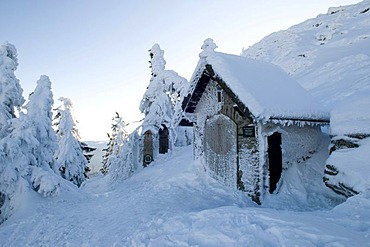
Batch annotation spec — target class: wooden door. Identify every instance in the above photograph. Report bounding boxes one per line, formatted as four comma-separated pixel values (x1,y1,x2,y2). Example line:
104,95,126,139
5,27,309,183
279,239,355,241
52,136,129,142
205,114,237,189
159,125,169,154
268,132,282,193
143,130,153,166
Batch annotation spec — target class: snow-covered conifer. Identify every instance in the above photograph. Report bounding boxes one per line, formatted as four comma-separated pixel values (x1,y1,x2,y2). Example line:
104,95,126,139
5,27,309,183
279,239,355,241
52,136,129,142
20,75,59,196
104,114,134,180
149,44,165,77
101,112,128,174
1,75,60,223
140,44,188,135
26,75,58,171
0,42,25,138
54,97,88,187
101,133,114,174
139,44,166,118
80,141,96,175
0,148,20,224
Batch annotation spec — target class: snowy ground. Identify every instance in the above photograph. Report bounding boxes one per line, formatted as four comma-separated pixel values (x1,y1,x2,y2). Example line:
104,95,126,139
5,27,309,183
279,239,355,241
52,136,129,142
1,145,369,246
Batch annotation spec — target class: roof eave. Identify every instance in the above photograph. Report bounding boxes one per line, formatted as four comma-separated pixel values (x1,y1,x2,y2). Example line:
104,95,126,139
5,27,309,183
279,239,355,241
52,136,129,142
268,116,330,125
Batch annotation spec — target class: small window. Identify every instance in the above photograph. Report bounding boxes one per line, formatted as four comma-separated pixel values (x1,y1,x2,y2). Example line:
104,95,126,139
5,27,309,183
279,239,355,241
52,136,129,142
217,91,222,102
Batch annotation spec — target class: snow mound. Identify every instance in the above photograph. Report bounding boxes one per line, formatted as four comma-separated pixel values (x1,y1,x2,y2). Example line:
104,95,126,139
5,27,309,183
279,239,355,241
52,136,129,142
326,137,370,195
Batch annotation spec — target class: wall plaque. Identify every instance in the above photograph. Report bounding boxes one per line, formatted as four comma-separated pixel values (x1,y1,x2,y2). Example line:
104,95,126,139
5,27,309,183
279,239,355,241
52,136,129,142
144,154,153,164
243,125,255,137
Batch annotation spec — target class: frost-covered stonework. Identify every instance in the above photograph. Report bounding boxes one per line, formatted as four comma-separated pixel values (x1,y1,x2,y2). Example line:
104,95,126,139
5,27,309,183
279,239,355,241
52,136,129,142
268,125,323,167
193,80,221,161
191,77,261,201
185,76,327,203
259,123,325,196
238,145,259,201
183,39,329,203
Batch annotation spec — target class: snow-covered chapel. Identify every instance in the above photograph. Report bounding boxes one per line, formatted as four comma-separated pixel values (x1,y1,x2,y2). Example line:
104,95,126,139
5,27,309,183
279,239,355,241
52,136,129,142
180,39,330,203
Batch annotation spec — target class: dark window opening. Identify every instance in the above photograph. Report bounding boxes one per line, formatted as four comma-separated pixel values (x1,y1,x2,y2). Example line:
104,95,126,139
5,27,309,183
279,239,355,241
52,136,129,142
217,91,222,102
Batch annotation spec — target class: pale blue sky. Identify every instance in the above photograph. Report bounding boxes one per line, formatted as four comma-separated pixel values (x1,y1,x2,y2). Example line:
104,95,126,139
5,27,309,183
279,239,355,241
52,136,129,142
0,0,360,140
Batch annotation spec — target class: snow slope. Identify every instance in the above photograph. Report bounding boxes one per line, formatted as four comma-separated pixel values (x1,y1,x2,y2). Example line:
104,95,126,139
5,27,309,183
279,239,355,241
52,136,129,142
242,0,370,134
1,145,369,246
242,0,370,195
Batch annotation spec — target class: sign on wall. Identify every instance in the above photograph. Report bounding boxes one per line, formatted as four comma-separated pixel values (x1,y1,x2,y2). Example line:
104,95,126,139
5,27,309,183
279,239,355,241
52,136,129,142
243,125,255,137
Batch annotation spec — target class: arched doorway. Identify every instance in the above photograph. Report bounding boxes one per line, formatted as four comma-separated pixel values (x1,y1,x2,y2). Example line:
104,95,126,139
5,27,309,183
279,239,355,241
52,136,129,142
267,132,282,193
204,114,237,189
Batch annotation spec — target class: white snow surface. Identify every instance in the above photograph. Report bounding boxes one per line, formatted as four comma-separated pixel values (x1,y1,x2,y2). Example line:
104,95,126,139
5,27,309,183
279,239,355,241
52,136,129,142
327,137,370,195
242,0,370,135
2,2,370,245
197,50,329,122
330,89,370,135
241,0,370,195
1,145,369,246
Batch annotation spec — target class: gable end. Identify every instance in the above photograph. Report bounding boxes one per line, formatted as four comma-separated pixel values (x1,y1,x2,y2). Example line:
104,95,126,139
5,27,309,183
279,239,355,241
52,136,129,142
205,65,251,118
182,68,212,113
183,64,252,119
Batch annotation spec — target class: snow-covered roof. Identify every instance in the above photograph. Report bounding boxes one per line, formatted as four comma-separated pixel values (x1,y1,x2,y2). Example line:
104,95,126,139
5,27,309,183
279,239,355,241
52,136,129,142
184,45,330,123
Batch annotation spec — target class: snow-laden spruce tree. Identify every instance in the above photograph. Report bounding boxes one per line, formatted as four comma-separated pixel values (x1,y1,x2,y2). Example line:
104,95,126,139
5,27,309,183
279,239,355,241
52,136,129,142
101,113,128,173
54,97,88,187
0,75,60,223
26,75,59,172
0,42,24,223
0,141,20,224
139,44,188,142
0,42,24,138
18,75,59,196
102,113,134,180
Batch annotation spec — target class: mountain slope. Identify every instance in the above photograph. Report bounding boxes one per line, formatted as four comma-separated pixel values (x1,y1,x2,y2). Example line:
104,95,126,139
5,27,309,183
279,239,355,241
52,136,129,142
242,1,370,107
242,0,370,196
243,0,370,109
